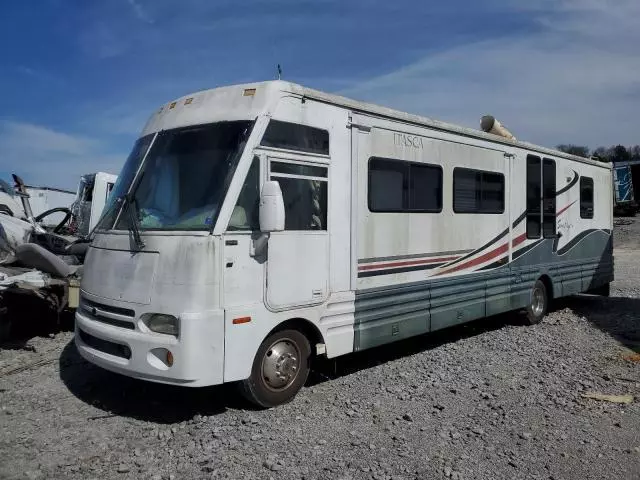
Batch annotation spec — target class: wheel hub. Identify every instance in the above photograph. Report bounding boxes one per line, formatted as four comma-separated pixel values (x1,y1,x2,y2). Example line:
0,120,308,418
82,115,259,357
261,339,300,391
532,286,545,316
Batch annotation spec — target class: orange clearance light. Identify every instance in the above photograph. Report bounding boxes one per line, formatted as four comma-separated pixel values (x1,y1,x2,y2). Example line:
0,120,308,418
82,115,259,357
243,88,256,97
184,97,193,105
169,101,177,109
233,316,252,325
166,350,174,367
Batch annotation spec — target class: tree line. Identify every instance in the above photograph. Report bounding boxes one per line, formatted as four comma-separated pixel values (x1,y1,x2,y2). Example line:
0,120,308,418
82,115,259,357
556,144,640,163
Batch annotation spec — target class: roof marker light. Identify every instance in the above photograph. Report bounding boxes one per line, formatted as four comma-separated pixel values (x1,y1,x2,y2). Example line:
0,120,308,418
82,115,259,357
243,88,256,96
169,102,177,109
185,97,193,105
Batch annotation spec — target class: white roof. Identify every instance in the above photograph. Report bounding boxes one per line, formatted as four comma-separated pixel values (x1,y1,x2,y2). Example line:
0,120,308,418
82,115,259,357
155,80,610,169
282,81,608,168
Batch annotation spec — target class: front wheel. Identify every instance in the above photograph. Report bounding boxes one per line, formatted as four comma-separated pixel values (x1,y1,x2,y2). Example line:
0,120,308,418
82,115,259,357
239,329,311,408
525,279,548,325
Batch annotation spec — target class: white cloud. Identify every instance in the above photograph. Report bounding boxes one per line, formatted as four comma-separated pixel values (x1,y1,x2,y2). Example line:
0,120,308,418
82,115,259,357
0,121,125,190
125,0,154,24
340,0,640,149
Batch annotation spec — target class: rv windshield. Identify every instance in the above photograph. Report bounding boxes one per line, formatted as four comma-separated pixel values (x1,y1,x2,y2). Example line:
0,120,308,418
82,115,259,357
108,121,253,231
97,134,155,232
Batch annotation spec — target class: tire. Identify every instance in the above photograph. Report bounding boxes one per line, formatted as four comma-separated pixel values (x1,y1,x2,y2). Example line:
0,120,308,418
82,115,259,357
525,279,548,325
240,329,311,408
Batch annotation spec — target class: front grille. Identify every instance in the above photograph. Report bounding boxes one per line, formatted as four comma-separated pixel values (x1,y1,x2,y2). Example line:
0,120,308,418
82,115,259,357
81,298,135,317
78,328,132,359
80,297,136,330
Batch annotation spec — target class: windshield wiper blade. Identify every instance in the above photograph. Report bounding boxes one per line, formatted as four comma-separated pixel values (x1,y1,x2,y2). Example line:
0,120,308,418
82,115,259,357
124,193,145,250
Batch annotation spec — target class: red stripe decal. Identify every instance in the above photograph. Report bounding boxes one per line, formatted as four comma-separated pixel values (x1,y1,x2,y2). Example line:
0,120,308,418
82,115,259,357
437,242,509,275
512,232,526,247
438,232,527,276
358,255,460,271
557,201,576,217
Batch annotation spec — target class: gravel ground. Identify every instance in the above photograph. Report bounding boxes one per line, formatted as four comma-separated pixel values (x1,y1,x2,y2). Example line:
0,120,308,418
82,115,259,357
1,221,640,480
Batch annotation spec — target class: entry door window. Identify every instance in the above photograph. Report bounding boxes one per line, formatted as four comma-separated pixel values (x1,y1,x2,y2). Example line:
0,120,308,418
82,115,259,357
527,155,557,239
526,155,541,238
542,158,556,238
269,160,328,231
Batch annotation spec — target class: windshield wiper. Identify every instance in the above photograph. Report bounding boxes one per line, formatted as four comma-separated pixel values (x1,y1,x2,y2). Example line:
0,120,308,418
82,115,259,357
124,193,145,250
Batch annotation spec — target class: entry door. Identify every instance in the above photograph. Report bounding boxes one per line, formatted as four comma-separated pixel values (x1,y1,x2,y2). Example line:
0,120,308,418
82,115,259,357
265,155,330,311
517,155,558,301
525,155,557,244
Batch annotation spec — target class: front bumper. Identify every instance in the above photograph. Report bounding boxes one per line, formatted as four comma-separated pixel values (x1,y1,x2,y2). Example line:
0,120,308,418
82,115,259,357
75,305,225,387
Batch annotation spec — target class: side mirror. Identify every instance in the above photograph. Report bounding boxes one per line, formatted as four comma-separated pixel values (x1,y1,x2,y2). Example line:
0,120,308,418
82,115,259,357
259,180,285,232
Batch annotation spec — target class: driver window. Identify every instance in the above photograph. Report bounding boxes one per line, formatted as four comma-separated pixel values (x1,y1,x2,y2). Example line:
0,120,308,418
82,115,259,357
228,156,260,231
269,161,328,231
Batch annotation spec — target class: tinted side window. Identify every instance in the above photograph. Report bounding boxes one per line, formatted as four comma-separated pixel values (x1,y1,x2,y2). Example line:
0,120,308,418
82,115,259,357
526,155,542,238
369,158,406,211
580,177,594,219
542,158,556,238
410,163,443,211
261,120,329,155
228,157,260,231
270,161,328,230
368,157,442,213
453,168,504,214
482,172,505,213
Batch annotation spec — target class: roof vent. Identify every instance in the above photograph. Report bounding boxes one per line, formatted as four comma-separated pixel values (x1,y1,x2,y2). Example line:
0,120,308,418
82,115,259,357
480,115,516,140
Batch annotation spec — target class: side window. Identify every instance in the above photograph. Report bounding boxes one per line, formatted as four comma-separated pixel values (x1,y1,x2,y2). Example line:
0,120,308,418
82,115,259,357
410,163,443,211
526,155,541,238
542,158,556,238
368,157,442,212
270,160,328,231
369,159,405,211
261,121,329,155
84,184,94,202
106,182,115,202
453,168,504,214
228,156,260,231
580,177,594,219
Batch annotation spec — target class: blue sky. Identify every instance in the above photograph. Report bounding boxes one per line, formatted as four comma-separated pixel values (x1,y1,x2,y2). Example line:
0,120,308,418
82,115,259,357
1,0,638,190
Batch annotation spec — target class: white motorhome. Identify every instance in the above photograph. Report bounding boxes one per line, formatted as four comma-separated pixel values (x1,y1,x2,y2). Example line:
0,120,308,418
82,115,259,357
75,81,613,407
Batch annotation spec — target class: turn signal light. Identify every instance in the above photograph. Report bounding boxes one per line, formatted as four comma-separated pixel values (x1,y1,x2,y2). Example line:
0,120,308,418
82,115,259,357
233,316,251,325
166,350,174,367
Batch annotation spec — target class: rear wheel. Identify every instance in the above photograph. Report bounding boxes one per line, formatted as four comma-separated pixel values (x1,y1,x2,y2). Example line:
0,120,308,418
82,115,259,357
240,329,311,408
525,279,548,325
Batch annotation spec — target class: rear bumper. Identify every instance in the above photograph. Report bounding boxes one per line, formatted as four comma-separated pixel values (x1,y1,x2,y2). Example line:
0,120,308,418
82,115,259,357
75,307,225,387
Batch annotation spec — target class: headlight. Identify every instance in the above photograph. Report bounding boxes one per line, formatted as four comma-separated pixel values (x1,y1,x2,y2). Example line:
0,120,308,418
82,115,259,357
143,314,179,336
